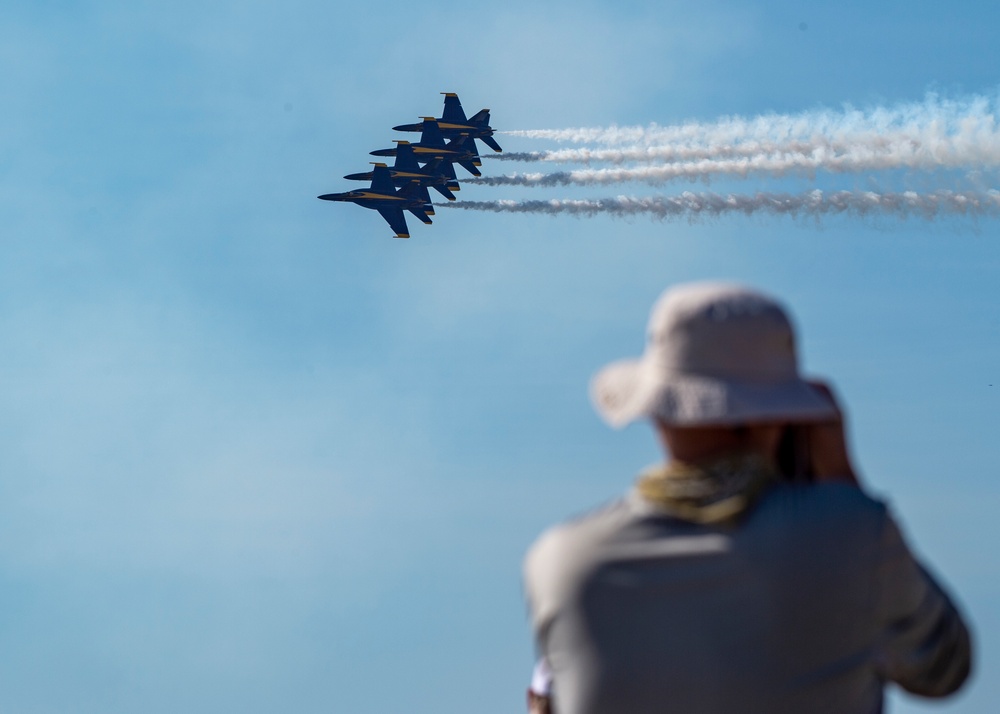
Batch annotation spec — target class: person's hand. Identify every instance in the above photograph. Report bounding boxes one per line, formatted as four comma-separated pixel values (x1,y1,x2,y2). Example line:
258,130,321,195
527,690,554,714
804,381,860,486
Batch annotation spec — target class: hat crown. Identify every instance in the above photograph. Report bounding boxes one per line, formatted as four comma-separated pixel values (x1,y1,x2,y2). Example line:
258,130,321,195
648,283,799,383
590,281,835,428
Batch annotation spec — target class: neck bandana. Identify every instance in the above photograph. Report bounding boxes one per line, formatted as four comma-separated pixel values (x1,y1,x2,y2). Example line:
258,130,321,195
636,453,779,525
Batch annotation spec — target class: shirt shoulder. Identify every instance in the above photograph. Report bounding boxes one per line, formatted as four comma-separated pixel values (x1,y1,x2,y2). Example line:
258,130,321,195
525,498,634,575
523,498,638,628
760,482,891,536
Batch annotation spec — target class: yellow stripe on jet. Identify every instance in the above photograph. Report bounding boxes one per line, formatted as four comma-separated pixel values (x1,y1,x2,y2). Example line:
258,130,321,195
357,192,405,200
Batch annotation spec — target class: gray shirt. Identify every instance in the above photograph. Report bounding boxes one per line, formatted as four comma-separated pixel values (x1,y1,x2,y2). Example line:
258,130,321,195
524,483,971,714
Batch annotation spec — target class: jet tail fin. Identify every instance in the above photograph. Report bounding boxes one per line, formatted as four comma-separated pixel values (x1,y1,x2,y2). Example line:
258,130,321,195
415,183,434,208
456,133,481,160
407,206,433,224
397,181,434,215
431,184,457,201
480,135,503,153
436,160,458,182
441,92,467,124
469,109,490,125
458,160,481,177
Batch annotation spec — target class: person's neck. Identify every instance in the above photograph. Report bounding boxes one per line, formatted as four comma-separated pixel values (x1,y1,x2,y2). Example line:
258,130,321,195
668,448,777,470
655,421,784,469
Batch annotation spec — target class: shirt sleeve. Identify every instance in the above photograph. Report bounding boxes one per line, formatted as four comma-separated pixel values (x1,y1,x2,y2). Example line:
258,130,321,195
874,513,972,697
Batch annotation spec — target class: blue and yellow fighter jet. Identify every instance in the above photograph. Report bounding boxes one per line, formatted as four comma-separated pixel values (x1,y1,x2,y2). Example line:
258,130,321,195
370,118,482,177
343,141,460,201
393,92,502,154
317,163,432,239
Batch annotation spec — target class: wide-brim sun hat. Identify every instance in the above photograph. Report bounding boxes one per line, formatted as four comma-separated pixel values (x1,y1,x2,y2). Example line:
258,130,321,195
590,282,837,428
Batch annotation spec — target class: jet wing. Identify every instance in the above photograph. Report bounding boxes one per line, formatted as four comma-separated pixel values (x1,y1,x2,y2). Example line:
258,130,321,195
376,207,410,238
393,142,421,171
418,119,448,148
370,164,397,195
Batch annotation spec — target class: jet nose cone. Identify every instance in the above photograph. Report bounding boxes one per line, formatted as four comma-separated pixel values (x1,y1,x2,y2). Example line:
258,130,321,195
317,193,339,201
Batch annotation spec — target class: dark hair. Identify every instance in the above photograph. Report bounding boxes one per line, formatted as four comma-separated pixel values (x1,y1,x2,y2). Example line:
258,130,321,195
776,426,815,483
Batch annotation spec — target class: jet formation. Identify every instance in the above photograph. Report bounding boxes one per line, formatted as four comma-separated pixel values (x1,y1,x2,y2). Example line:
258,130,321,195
318,93,501,239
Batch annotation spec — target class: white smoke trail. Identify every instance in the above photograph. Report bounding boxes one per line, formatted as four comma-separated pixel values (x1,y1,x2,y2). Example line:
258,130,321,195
488,93,1000,184
439,189,1000,221
488,125,1000,167
490,142,846,164
502,93,999,147
467,139,1000,186
477,94,1000,213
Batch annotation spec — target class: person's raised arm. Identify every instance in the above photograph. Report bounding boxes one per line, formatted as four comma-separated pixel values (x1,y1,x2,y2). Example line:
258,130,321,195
804,381,860,485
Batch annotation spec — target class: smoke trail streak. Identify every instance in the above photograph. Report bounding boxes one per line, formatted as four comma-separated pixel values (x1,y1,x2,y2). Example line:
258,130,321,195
501,94,999,147
488,127,1000,166
438,189,1000,221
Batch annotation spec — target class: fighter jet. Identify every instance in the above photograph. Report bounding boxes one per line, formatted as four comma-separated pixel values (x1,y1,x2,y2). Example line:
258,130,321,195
371,118,482,177
393,92,502,153
317,163,432,239
344,141,460,201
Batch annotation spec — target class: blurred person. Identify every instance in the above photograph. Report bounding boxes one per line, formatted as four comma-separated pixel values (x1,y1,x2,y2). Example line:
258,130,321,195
523,282,971,714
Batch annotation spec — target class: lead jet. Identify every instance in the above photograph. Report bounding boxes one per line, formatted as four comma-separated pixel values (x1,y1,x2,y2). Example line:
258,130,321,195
344,141,460,201
371,118,482,177
317,163,432,239
393,92,502,153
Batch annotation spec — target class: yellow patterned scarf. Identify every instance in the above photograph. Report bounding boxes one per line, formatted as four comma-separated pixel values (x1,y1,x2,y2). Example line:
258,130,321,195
636,453,779,525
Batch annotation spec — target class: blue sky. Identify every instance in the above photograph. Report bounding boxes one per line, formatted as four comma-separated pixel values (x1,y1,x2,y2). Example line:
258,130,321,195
0,1,997,712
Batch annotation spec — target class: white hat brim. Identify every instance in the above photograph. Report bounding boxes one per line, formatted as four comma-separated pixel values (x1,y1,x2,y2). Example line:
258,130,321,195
590,357,837,428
